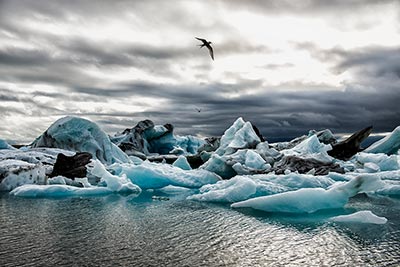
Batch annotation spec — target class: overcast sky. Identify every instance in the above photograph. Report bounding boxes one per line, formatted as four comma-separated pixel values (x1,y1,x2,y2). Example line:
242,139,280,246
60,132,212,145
0,0,399,143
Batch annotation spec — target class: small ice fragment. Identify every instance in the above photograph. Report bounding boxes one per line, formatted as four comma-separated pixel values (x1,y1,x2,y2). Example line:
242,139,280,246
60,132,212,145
330,210,387,224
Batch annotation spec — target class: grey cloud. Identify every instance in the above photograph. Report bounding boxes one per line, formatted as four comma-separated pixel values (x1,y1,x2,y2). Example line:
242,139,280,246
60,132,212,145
66,78,400,140
259,63,294,70
0,0,399,143
293,42,400,79
219,0,398,15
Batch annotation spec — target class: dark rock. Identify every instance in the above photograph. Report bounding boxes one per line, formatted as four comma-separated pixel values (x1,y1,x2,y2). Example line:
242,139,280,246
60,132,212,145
50,152,92,179
328,126,373,160
272,155,345,175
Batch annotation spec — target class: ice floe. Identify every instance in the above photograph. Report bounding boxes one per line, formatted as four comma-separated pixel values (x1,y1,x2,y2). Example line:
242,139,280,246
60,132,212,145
329,210,387,224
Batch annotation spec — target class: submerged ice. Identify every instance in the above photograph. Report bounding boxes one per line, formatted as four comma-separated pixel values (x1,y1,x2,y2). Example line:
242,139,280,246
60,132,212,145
2,116,400,224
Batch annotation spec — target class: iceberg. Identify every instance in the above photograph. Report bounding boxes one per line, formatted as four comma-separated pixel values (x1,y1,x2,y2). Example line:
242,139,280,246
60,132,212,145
190,172,335,203
231,174,384,213
364,126,400,155
0,147,75,166
281,134,333,162
202,148,270,179
0,159,47,191
111,120,205,156
108,161,221,189
88,160,141,194
329,210,387,224
188,176,257,202
355,152,399,171
31,116,130,164
0,139,16,150
10,184,113,197
172,155,192,170
201,153,237,179
10,160,141,197
376,183,400,196
215,117,261,156
272,129,336,151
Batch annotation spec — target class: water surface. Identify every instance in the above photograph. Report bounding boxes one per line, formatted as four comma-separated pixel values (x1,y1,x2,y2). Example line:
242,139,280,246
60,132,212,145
1,192,399,266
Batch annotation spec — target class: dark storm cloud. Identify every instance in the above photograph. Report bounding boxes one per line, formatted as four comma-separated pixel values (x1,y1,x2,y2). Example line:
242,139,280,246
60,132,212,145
67,77,400,139
0,0,399,142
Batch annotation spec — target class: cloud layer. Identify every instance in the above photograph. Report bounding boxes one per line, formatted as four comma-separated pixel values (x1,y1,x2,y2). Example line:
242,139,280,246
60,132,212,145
0,0,399,143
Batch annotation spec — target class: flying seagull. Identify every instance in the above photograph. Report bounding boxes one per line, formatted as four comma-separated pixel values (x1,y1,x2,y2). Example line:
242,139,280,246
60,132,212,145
195,37,214,60
194,107,201,113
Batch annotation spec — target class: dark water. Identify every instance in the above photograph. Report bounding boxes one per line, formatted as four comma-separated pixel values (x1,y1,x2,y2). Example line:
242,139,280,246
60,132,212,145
1,192,400,267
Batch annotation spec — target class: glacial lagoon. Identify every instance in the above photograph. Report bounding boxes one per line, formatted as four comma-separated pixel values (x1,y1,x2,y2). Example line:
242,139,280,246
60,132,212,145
1,192,400,267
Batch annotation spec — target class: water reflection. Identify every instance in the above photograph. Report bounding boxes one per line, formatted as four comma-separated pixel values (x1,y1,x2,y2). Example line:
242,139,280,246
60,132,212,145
1,192,399,266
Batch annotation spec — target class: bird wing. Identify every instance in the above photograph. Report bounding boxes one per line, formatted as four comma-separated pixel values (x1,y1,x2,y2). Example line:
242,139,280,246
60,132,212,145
207,45,214,60
195,37,207,43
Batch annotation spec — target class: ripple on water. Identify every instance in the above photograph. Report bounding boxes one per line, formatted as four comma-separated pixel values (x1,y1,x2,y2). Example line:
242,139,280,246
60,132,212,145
1,193,400,266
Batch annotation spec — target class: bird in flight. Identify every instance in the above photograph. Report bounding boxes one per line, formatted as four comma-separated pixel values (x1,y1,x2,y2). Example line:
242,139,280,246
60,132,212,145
195,37,214,60
194,107,201,113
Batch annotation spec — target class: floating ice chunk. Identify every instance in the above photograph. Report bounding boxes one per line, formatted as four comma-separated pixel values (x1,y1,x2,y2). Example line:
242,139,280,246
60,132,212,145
155,185,195,194
255,142,281,164
376,182,400,196
109,161,220,190
244,150,267,169
364,126,400,155
0,147,74,167
230,150,271,175
129,155,144,165
231,162,271,175
47,175,90,188
231,175,384,213
169,146,186,155
190,172,335,203
0,159,46,191
11,161,142,198
88,160,141,194
216,117,245,154
215,118,260,156
256,172,335,190
175,135,205,154
202,149,270,179
75,178,92,188
355,152,399,171
31,116,130,164
328,172,352,182
363,162,381,173
282,135,333,162
10,184,112,197
172,155,192,170
273,129,336,151
188,176,257,202
330,211,387,224
0,139,15,150
47,176,67,185
201,153,236,179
